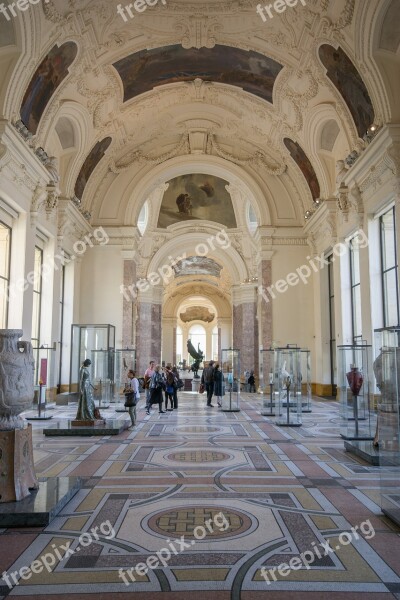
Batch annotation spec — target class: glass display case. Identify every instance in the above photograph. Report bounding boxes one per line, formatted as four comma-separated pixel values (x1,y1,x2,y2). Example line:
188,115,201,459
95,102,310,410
221,349,240,412
259,348,276,416
274,347,302,427
91,349,114,407
300,349,312,413
338,343,374,440
114,349,136,403
70,324,115,393
374,327,400,526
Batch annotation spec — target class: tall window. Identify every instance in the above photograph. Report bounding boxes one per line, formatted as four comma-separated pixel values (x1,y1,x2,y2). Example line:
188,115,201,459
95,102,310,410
350,236,362,344
176,325,183,365
57,265,65,393
212,326,219,361
327,254,336,392
380,207,399,327
32,247,43,384
188,324,206,360
0,223,11,328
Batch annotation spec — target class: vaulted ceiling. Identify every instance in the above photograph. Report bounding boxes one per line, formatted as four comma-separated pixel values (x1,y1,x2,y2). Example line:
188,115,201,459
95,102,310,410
0,0,399,228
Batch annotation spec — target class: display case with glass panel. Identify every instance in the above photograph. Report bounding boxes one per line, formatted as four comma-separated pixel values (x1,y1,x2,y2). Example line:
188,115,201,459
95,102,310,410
259,348,276,416
374,327,400,526
221,349,240,412
91,349,114,407
338,343,374,440
114,349,136,403
300,349,312,413
70,324,115,393
274,347,302,427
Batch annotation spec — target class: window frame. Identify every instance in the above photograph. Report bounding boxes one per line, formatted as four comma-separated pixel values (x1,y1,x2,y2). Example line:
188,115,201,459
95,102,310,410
0,221,12,328
349,236,362,344
32,245,43,385
380,206,400,327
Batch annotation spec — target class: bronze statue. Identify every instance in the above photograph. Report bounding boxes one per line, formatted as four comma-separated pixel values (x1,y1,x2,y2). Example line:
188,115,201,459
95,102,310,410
187,339,204,379
76,359,100,421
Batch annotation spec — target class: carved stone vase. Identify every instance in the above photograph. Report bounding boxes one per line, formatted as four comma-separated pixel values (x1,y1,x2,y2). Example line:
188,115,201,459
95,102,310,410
346,366,364,397
0,329,38,502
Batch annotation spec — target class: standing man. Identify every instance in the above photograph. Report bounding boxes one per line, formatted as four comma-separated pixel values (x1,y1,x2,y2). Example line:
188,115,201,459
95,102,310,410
144,360,155,415
201,360,215,407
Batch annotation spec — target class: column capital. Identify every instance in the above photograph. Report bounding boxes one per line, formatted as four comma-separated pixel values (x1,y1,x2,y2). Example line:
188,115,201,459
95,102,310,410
138,284,163,305
232,284,258,306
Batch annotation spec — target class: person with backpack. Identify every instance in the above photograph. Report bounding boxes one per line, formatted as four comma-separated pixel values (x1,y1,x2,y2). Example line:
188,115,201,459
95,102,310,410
164,366,175,411
147,365,166,415
248,371,256,393
123,369,140,427
201,360,215,407
143,360,155,413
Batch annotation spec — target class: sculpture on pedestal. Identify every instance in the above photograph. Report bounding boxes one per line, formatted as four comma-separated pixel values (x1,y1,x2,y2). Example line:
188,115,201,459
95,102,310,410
187,339,204,379
75,359,103,422
0,329,39,502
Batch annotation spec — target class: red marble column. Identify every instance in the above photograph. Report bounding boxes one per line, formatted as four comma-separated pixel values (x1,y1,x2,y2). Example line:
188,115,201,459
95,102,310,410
122,256,136,348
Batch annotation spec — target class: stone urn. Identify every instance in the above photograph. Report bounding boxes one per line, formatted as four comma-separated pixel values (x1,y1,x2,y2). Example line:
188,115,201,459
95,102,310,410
0,330,38,502
0,329,35,430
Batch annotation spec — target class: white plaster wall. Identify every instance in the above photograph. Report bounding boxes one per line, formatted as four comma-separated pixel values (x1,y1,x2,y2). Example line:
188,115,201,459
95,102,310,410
270,245,315,353
79,246,124,347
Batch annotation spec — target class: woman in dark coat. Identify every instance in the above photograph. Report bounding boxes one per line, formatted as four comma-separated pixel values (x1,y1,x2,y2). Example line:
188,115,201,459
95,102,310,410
213,363,224,407
147,365,166,415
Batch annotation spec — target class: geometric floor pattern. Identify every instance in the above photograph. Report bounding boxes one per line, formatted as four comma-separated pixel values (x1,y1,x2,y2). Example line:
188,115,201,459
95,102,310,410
1,393,400,599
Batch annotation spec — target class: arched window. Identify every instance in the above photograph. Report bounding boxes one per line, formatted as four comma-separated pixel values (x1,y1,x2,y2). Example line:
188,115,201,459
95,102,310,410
138,202,149,236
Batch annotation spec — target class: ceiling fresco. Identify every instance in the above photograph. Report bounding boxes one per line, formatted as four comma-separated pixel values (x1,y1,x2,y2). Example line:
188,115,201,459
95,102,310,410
158,174,237,229
319,44,375,139
173,256,223,278
20,42,78,134
113,44,283,104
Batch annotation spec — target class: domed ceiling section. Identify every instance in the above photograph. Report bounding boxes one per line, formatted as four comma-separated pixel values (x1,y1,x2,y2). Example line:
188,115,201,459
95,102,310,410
1,0,393,227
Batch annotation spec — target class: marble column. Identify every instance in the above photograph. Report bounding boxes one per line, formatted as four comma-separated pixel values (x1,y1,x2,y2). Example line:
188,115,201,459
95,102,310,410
232,285,259,375
121,250,137,349
258,258,273,352
136,286,163,375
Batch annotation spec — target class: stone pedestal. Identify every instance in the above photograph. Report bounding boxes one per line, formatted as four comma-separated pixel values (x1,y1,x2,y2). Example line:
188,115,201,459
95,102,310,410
0,425,39,503
191,379,201,392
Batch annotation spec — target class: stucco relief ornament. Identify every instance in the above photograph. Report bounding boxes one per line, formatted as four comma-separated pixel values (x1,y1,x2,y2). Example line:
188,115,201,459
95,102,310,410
337,182,350,221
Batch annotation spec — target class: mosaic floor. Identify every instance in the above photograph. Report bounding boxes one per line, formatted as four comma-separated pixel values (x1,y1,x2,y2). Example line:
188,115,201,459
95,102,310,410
1,393,400,599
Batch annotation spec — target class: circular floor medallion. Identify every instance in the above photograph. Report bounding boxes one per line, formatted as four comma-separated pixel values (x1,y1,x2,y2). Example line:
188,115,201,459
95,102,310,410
148,506,252,539
175,426,220,433
166,450,230,463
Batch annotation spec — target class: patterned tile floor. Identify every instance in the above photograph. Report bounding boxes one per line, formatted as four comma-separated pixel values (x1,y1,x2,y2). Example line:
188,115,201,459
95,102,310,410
1,393,400,599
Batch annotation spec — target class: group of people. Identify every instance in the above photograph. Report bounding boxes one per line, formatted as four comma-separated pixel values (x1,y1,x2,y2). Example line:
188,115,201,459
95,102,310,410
201,360,225,407
78,357,256,430
122,362,182,426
